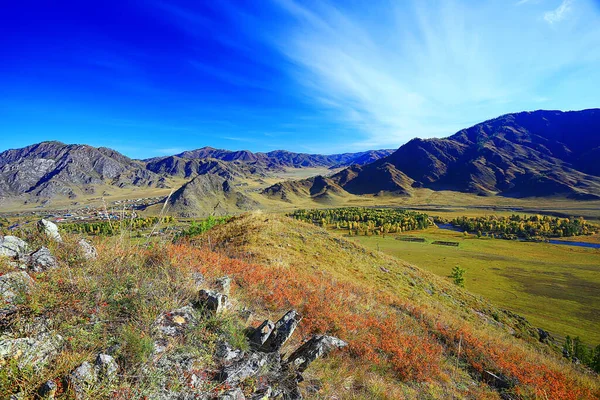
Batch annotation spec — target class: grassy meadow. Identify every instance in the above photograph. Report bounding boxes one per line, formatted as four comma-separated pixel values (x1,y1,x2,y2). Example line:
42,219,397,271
343,227,600,344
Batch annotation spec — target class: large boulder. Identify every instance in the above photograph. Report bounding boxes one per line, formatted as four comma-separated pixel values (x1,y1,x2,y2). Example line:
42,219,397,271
260,310,301,353
37,219,62,242
0,236,29,259
27,247,58,272
0,333,63,370
78,239,97,260
287,335,347,372
0,271,34,304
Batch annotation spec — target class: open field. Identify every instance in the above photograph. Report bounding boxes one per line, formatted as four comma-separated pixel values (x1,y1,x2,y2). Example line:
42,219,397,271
341,227,600,344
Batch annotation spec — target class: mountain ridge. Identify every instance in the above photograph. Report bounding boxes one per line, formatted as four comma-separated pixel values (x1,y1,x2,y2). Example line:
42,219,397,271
264,109,600,200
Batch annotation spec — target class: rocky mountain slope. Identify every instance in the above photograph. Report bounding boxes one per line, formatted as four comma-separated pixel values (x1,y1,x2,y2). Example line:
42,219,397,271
265,109,600,199
0,141,165,201
167,174,260,218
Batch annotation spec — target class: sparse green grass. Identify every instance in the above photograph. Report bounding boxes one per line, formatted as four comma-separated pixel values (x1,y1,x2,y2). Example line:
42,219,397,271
344,227,600,344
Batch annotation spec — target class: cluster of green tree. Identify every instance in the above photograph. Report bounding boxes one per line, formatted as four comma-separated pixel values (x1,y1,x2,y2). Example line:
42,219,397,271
60,216,174,236
446,214,597,240
563,336,600,373
289,207,432,236
175,216,230,239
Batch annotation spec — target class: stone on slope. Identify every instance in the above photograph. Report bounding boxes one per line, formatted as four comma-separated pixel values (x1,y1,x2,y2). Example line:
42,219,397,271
95,353,118,381
260,310,301,353
0,333,63,370
28,247,58,272
220,352,279,386
68,353,120,398
68,361,96,398
219,387,246,400
214,276,232,296
215,341,243,364
286,335,347,372
78,239,97,260
197,289,229,314
0,271,34,304
152,306,198,354
0,236,29,258
38,380,58,399
248,320,275,348
37,219,62,242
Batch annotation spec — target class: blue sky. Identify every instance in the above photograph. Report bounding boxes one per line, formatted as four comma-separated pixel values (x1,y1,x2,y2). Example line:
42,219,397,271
1,0,599,158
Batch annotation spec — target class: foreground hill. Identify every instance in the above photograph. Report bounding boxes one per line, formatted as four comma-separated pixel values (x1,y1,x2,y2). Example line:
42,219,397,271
166,174,260,218
2,214,598,398
265,109,600,200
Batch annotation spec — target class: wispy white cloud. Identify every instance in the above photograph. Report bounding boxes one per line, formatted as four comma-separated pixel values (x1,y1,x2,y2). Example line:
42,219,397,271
544,0,574,23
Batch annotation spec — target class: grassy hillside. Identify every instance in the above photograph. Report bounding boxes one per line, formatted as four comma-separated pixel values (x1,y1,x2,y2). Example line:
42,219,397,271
1,214,599,399
345,227,600,344
194,213,599,399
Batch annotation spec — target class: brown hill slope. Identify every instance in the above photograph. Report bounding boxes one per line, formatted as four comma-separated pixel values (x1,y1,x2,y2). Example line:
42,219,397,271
167,174,260,217
189,213,600,399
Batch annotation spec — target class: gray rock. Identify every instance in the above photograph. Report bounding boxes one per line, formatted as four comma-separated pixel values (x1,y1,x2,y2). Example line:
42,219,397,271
0,236,29,258
214,276,232,296
197,289,229,314
261,310,301,353
28,247,58,272
95,353,118,381
152,306,198,354
38,380,58,399
68,361,96,398
37,219,62,242
215,341,243,364
0,271,34,304
219,387,245,400
287,335,347,372
78,239,97,260
192,271,205,289
220,352,277,386
0,333,63,370
249,320,274,348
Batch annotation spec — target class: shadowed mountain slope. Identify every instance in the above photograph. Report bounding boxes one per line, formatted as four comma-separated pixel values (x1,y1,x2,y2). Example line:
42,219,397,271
264,109,600,200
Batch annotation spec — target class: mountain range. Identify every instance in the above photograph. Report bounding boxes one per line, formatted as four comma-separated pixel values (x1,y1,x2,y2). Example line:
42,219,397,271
266,109,600,201
1,109,599,213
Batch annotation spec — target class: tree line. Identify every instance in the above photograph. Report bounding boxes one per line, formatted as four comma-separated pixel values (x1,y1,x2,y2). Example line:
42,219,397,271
289,207,432,236
443,214,597,240
60,216,175,236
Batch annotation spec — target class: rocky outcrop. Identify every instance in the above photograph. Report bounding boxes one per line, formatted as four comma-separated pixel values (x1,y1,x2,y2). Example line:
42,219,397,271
0,333,64,370
27,246,58,272
0,271,34,304
249,320,275,348
287,335,348,372
68,353,119,398
260,310,302,353
0,236,29,258
38,219,62,242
